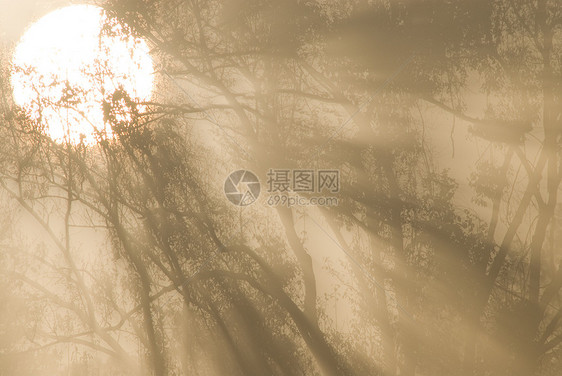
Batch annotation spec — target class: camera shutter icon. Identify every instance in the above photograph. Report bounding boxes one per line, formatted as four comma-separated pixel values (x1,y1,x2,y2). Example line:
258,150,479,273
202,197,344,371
224,170,261,206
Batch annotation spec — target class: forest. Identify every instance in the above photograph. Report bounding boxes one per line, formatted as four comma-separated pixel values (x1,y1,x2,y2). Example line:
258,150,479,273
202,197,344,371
0,0,561,375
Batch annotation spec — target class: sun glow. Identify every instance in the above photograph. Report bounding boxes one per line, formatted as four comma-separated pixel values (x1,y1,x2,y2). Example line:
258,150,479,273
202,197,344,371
11,5,154,145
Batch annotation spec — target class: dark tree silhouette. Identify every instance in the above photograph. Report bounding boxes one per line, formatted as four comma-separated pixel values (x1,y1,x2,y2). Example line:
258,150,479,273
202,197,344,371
0,0,561,375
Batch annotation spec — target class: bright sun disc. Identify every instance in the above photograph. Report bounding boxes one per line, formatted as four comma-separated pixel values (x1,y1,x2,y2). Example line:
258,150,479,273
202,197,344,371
11,5,154,145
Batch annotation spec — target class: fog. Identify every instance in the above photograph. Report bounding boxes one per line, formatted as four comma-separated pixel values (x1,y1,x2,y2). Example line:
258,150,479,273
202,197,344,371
0,0,561,375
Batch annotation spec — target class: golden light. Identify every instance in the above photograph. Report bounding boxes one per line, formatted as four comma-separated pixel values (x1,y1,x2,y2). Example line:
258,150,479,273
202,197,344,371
11,4,154,145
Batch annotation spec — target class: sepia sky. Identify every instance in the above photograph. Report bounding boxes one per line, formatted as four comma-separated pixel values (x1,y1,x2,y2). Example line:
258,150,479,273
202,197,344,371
0,0,72,43
1,1,561,375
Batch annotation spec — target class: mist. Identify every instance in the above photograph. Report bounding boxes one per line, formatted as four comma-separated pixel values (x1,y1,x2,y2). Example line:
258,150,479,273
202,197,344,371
1,0,561,375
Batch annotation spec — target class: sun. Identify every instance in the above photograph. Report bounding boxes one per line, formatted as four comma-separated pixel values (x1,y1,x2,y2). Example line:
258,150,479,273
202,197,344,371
11,4,154,146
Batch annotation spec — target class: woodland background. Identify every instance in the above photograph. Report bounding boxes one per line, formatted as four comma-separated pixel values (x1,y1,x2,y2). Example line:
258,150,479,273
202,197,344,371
0,0,561,375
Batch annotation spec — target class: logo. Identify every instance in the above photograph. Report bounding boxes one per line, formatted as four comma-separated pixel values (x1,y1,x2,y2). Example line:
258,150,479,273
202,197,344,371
266,169,339,193
224,170,261,206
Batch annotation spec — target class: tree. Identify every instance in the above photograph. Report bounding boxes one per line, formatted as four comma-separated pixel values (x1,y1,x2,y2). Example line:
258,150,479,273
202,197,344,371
1,0,562,375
